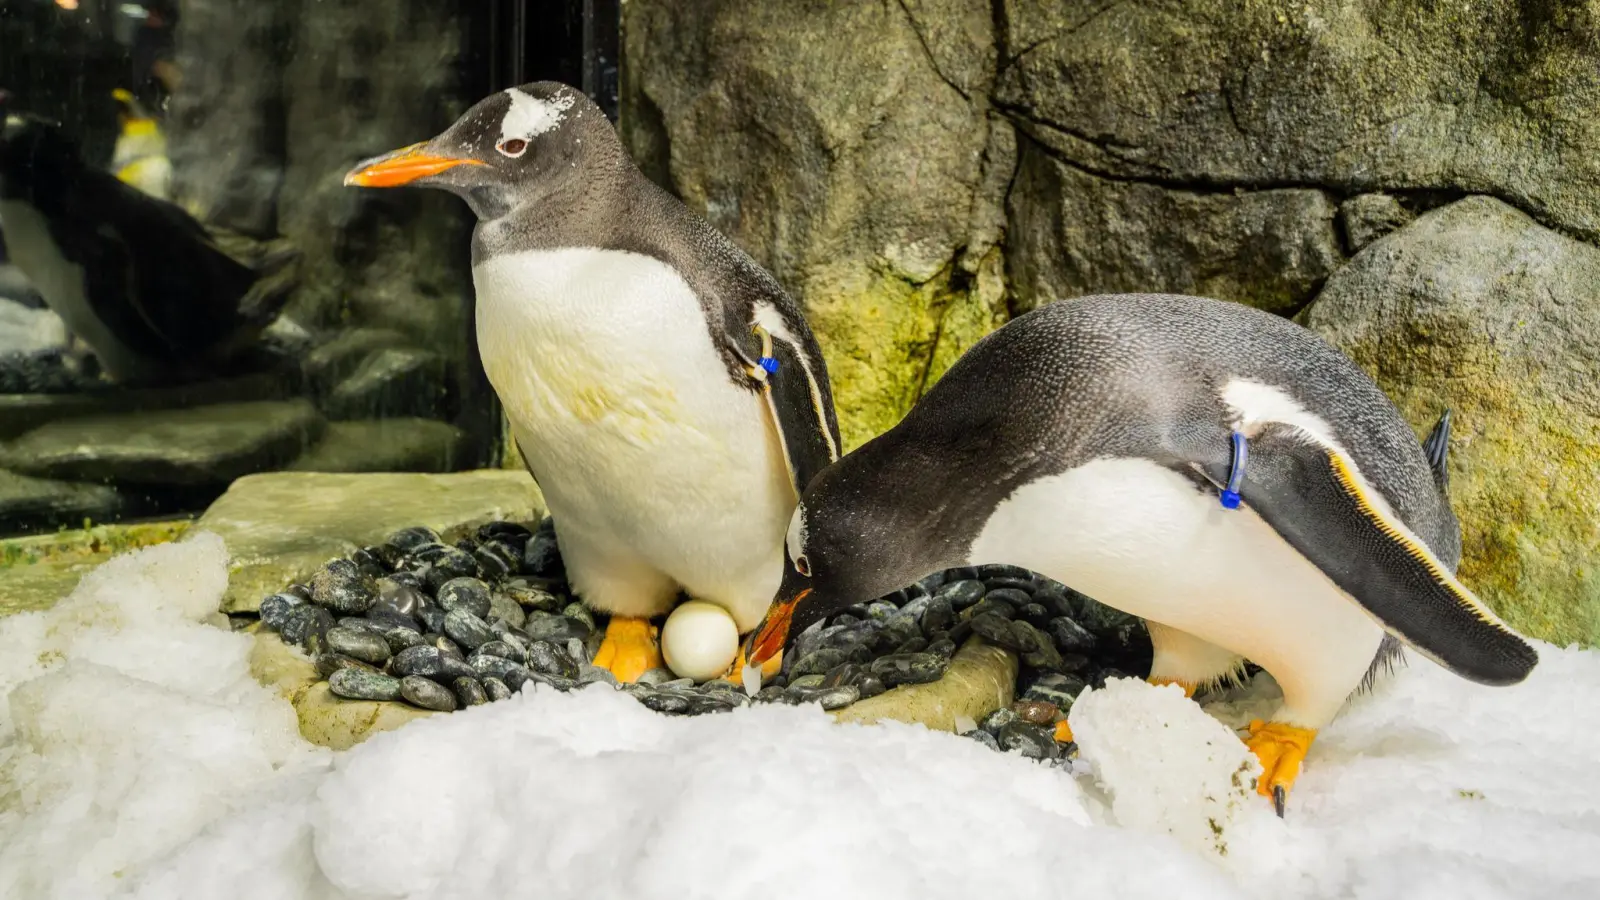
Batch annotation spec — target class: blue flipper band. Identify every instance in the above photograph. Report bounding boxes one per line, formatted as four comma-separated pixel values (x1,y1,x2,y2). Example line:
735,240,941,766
1220,430,1247,510
758,356,779,374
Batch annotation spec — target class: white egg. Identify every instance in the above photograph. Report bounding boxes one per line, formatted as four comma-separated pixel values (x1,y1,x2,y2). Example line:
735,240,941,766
660,600,740,683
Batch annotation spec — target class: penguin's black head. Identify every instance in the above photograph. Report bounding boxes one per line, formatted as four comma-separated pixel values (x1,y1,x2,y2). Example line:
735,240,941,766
0,112,85,204
746,460,950,667
343,82,613,219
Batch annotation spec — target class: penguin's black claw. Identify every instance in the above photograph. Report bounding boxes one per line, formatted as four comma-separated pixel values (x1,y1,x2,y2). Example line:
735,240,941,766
1272,785,1287,818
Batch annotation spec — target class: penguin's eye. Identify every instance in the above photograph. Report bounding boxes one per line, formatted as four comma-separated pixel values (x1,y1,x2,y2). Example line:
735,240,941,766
794,554,811,577
497,138,529,158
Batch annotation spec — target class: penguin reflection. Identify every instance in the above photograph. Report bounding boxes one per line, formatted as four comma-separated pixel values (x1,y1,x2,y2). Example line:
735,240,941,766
0,100,284,386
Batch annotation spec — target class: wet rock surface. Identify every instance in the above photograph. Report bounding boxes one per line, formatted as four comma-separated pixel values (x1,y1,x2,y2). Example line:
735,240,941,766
255,519,1153,750
0,400,325,486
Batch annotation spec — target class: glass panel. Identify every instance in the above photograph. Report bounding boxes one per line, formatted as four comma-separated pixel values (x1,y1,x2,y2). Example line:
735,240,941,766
0,0,522,536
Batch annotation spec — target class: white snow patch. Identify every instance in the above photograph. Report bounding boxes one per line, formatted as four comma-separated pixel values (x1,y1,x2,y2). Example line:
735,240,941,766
1,539,1597,899
0,533,325,900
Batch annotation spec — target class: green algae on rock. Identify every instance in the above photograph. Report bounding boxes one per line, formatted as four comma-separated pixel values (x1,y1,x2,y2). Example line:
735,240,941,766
0,520,193,617
807,255,1007,448
1306,197,1600,647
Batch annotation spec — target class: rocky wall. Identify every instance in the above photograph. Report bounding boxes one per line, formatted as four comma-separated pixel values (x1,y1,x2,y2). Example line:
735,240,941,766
621,0,1600,644
167,0,477,354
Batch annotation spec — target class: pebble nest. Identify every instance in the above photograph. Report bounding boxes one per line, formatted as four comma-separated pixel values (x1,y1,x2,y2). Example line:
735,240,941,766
255,519,1153,762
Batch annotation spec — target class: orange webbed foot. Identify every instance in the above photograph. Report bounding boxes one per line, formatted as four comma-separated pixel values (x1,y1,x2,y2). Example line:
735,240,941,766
1245,720,1318,817
592,616,664,684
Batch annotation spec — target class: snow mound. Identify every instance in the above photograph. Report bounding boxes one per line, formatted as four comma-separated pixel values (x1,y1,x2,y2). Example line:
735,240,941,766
1071,678,1267,860
307,688,1232,900
0,533,322,900
2,535,1598,900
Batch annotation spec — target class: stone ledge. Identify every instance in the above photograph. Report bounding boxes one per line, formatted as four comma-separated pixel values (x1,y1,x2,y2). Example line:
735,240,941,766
249,628,435,751
830,637,1017,731
204,469,544,614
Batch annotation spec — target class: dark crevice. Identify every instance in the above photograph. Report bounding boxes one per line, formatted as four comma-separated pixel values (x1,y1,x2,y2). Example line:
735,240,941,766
914,262,977,401
999,106,1600,250
997,133,1026,322
893,0,973,103
994,100,1148,162
1221,77,1249,139
990,0,1010,68
997,0,1125,71
914,308,947,402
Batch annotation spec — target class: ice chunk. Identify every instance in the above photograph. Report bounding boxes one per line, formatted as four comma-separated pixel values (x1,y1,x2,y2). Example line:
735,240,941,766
1071,677,1265,859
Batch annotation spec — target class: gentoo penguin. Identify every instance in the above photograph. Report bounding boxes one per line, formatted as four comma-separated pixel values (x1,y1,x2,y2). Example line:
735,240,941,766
745,293,1537,812
0,105,285,385
344,82,840,682
110,89,173,200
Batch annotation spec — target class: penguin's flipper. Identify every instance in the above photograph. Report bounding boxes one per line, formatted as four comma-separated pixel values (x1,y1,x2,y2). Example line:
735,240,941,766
746,323,841,496
1421,408,1452,493
1211,423,1537,686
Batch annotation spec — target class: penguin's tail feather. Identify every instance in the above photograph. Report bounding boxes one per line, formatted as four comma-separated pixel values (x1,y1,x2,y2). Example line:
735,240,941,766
1207,423,1537,687
1421,408,1451,493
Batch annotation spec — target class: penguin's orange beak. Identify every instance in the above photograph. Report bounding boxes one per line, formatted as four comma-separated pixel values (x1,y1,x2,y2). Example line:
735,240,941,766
343,142,485,188
747,588,809,667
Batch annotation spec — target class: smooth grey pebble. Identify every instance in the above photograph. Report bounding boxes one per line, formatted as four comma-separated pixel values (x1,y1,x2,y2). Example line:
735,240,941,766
443,609,496,650
436,577,492,618
400,675,458,711
329,668,402,701
453,676,489,707
483,677,513,702
327,626,393,664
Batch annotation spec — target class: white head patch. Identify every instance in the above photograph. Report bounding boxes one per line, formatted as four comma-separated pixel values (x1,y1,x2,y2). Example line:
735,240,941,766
786,506,808,564
500,89,575,142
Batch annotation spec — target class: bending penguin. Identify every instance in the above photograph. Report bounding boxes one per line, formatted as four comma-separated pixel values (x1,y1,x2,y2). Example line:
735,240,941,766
744,293,1537,813
345,82,839,683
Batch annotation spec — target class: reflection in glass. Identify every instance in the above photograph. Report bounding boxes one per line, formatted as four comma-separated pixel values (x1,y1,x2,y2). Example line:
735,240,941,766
0,0,501,535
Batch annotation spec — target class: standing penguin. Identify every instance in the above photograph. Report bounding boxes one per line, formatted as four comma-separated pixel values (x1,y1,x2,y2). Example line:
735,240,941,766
745,293,1536,812
345,82,840,682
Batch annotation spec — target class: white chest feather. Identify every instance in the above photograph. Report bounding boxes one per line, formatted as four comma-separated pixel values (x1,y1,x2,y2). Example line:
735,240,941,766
0,199,143,378
472,247,793,607
968,458,1383,688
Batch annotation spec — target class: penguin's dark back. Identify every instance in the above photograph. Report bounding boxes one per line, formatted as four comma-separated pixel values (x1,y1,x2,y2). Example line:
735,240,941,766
3,115,261,369
864,293,1460,567
61,171,259,364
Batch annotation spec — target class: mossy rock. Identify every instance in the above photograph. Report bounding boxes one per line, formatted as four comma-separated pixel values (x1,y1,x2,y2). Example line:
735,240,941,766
809,252,1007,448
996,0,1600,242
622,0,1012,448
1306,197,1600,646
